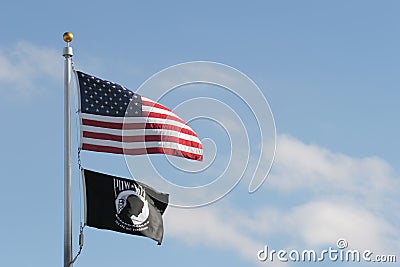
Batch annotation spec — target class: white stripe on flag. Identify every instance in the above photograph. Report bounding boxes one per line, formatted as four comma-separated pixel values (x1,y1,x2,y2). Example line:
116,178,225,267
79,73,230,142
81,125,202,143
81,137,203,155
80,113,196,133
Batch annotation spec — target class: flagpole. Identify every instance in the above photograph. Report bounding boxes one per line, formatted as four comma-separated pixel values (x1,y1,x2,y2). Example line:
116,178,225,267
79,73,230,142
63,32,74,267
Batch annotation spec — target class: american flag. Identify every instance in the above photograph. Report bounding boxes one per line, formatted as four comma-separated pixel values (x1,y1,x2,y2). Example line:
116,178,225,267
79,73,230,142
76,71,203,161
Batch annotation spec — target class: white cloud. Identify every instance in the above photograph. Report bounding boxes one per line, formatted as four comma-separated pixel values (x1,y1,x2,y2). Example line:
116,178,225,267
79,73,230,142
164,134,400,266
165,205,289,267
0,42,61,100
269,135,398,203
284,200,397,252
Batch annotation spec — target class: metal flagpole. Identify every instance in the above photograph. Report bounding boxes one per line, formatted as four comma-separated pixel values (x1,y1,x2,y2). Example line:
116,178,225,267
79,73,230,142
63,32,74,267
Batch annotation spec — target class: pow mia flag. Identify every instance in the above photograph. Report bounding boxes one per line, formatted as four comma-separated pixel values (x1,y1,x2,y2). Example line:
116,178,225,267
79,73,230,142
82,169,169,245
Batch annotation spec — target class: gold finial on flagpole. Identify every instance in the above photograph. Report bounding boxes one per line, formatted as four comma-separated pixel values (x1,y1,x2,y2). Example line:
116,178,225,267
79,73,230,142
63,32,74,43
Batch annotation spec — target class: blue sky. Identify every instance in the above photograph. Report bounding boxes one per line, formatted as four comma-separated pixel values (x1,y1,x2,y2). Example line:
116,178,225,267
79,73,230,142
0,1,399,266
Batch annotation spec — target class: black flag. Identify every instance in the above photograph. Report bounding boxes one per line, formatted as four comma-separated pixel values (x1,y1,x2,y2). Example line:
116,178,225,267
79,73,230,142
82,169,169,245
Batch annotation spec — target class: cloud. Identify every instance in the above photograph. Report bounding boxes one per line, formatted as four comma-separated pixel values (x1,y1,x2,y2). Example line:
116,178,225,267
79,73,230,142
165,205,288,267
268,135,400,213
164,134,400,266
284,200,397,252
0,42,61,100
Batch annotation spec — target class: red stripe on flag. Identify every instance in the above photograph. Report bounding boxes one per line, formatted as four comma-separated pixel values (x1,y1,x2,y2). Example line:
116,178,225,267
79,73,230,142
142,99,173,112
82,131,202,148
82,119,198,137
82,144,203,161
82,119,145,130
142,111,188,126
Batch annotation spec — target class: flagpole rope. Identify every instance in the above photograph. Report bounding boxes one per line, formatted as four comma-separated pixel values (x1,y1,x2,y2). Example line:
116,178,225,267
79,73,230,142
77,148,83,225
68,224,85,267
69,60,85,266
71,60,84,226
